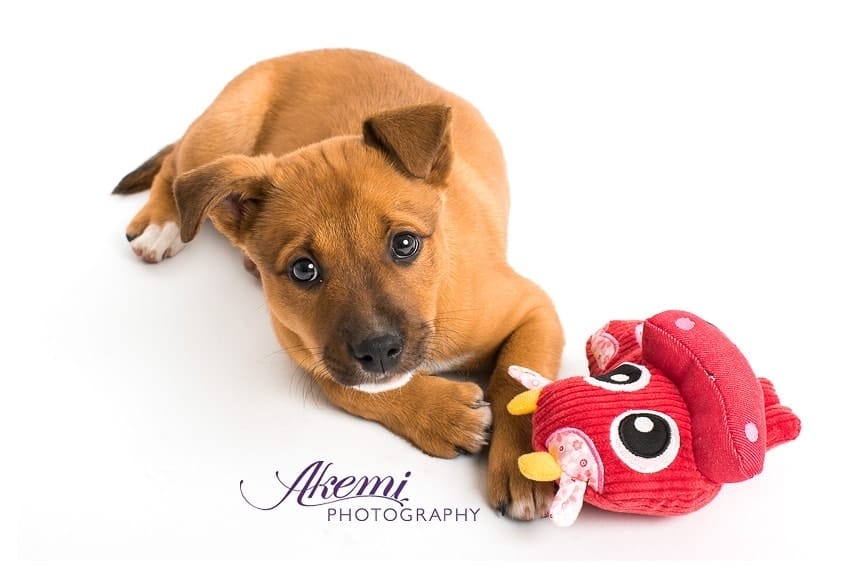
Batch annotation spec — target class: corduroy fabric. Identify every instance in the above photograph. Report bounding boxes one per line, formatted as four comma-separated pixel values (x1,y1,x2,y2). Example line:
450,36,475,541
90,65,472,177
524,310,802,518
533,370,722,515
759,378,802,450
586,319,644,375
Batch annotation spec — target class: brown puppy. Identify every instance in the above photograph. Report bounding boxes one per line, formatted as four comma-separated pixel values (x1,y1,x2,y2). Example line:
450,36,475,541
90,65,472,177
114,49,564,519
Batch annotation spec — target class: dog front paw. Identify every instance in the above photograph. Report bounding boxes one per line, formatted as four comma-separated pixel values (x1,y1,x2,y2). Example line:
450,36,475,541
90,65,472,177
403,378,492,458
487,415,554,520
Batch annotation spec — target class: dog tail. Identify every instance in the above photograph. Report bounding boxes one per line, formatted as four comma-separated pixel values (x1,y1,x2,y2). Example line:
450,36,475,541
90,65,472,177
111,143,176,195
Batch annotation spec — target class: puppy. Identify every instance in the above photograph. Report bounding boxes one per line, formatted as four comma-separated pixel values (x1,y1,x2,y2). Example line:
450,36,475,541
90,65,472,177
114,49,564,519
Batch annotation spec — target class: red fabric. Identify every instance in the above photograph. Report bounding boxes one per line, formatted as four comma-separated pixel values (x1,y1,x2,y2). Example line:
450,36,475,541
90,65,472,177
527,310,801,518
642,311,766,483
759,378,802,450
586,319,644,375
533,370,722,516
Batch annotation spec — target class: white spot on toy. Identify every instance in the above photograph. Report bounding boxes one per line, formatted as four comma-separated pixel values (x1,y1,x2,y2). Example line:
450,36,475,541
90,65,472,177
675,317,696,331
634,416,654,433
745,422,759,442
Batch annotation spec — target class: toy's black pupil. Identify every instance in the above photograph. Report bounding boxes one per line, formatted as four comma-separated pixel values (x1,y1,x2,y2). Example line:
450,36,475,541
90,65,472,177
618,413,671,458
291,258,318,282
594,363,643,385
391,233,420,259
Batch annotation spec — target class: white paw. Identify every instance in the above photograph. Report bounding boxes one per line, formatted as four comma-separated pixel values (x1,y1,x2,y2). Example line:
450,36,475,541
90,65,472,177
130,222,184,263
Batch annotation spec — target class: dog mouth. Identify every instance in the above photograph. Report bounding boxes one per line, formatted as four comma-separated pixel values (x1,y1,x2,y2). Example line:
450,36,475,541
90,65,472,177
321,330,430,393
322,354,425,392
351,372,415,393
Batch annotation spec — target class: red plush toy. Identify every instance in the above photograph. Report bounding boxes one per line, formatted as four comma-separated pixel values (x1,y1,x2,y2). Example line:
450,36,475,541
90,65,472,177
507,310,801,526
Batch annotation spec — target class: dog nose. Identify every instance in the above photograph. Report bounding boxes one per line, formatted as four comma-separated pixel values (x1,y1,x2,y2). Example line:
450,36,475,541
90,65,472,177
350,334,404,374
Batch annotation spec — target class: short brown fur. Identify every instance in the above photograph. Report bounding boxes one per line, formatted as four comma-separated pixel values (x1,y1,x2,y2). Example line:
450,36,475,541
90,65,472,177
117,49,564,520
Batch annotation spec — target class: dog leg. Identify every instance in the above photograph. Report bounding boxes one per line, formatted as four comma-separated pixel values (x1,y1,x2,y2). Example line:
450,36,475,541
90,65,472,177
317,374,493,458
123,149,184,263
486,289,564,520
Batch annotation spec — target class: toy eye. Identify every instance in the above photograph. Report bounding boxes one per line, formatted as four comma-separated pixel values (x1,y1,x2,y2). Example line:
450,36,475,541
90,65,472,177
584,362,650,392
610,410,680,473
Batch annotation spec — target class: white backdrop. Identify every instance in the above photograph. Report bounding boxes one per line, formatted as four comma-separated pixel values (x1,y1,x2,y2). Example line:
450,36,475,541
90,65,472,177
8,0,849,564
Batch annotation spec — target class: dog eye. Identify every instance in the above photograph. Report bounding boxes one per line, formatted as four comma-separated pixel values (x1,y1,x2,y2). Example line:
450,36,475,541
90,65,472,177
610,410,680,473
390,232,421,261
289,257,320,284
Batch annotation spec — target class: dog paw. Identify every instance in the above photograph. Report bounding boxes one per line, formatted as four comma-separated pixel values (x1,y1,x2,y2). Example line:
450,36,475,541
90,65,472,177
407,378,492,458
126,221,184,263
487,416,554,520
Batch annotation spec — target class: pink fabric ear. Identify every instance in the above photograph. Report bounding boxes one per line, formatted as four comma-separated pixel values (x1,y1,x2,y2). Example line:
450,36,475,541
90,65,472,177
586,319,644,375
641,311,766,483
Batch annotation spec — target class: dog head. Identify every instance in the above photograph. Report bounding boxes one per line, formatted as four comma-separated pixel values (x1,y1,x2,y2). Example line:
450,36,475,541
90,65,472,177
173,105,453,391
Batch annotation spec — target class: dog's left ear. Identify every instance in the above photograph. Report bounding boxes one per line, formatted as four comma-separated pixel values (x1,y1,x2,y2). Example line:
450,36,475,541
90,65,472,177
363,104,452,183
172,154,275,244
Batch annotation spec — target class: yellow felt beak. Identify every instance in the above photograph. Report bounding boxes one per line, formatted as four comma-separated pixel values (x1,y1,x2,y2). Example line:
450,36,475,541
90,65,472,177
517,451,562,482
507,388,541,415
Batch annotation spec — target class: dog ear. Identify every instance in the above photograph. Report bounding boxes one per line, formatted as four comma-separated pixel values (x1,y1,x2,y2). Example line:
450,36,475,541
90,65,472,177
172,155,275,244
363,104,452,183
